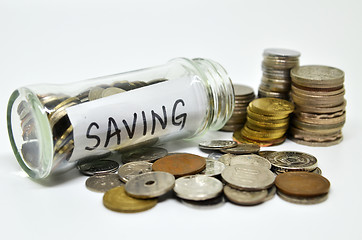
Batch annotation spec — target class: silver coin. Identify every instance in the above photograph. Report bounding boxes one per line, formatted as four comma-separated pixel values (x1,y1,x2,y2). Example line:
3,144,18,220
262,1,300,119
85,174,124,193
267,151,318,172
218,153,235,166
199,140,238,150
101,87,126,98
118,161,153,183
174,175,223,201
179,195,225,209
223,184,268,205
199,159,225,177
125,171,175,199
77,159,119,176
264,185,277,202
258,151,276,159
221,164,275,190
263,48,301,58
207,152,224,160
313,167,322,175
220,143,260,154
277,191,328,205
229,154,271,169
121,147,168,164
233,84,254,97
88,87,104,101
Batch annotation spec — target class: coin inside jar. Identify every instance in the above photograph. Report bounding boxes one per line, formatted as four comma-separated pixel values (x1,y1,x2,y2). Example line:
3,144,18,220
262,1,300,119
125,171,175,199
152,153,206,177
174,175,223,201
118,161,153,183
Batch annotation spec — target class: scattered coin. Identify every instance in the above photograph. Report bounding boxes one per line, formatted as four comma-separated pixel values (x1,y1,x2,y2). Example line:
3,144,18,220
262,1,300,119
125,171,175,199
199,140,238,150
174,175,223,201
207,152,224,160
277,191,328,205
258,151,276,159
179,195,225,209
77,159,119,176
220,143,260,154
264,185,277,202
229,154,271,169
275,172,330,197
121,147,168,164
222,164,275,190
152,153,206,177
266,151,318,172
118,161,153,183
103,186,157,213
199,159,226,177
223,184,268,206
85,174,124,193
218,153,235,166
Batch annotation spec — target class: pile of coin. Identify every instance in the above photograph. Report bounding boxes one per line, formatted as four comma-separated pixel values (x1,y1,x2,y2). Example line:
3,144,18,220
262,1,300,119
289,65,346,146
234,98,294,146
258,48,301,100
18,79,167,166
221,84,255,132
78,144,331,211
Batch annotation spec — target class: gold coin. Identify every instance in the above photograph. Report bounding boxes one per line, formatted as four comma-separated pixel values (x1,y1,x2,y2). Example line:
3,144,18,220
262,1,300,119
245,120,289,131
242,126,285,141
54,125,73,151
247,106,289,121
246,116,289,128
250,98,294,116
103,186,157,213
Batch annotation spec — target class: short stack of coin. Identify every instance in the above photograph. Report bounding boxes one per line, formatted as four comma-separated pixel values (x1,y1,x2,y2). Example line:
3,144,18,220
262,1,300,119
258,48,301,100
221,84,255,132
234,98,294,146
289,65,346,146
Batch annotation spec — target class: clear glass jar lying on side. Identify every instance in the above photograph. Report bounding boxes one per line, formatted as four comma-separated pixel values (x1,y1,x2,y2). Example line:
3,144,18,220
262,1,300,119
7,57,235,179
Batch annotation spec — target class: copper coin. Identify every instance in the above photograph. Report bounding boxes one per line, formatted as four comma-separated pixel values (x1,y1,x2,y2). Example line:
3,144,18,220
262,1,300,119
152,153,206,177
275,172,330,197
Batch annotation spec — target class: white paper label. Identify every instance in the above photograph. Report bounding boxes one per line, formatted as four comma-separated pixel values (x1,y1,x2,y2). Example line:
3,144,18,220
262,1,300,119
66,78,208,162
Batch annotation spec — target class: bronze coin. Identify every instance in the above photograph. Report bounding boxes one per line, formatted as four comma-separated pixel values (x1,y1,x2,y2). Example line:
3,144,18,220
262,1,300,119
275,172,330,197
152,153,206,177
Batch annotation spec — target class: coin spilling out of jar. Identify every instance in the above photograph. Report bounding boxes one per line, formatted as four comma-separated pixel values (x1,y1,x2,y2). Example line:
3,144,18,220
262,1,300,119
7,58,234,178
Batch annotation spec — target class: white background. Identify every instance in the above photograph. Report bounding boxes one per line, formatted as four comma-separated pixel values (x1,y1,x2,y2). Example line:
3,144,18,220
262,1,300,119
1,0,362,239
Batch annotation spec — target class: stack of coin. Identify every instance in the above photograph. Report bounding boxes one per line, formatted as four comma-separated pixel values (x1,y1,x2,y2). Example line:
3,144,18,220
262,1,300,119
234,98,294,146
221,84,255,132
289,65,346,146
222,164,276,205
258,48,300,100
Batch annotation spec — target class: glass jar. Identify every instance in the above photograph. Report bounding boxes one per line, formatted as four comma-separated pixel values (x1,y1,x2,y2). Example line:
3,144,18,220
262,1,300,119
7,57,235,179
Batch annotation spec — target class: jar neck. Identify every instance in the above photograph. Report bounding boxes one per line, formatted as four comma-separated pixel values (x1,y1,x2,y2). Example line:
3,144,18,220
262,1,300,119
182,58,235,131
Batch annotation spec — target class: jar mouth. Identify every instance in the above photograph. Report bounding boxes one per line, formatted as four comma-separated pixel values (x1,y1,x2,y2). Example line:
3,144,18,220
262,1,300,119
7,88,54,179
176,58,234,132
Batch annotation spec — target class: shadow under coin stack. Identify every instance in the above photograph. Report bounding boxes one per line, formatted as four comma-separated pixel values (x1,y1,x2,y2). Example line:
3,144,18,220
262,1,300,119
289,65,346,146
258,48,301,100
221,84,255,132
233,98,294,146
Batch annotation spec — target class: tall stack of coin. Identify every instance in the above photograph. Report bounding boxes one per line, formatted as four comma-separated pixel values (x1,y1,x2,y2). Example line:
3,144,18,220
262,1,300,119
233,98,294,146
258,48,301,100
220,84,255,132
289,65,346,146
